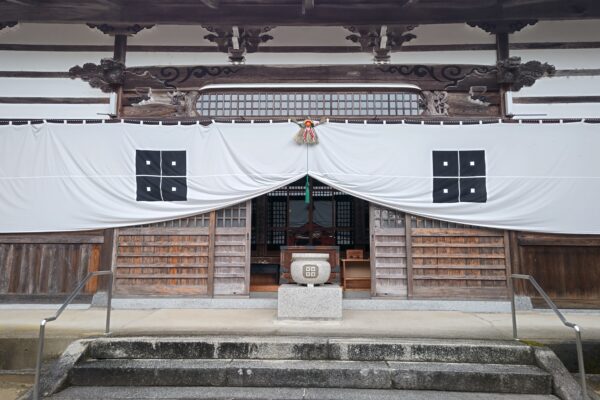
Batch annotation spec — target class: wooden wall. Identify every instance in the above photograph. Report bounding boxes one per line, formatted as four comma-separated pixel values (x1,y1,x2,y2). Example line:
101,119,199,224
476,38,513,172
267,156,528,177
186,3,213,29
0,232,103,298
1,21,599,119
370,205,510,299
511,233,600,307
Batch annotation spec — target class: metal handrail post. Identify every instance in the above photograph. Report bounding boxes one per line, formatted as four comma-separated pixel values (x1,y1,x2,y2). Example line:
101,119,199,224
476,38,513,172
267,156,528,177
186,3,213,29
510,274,588,399
105,273,114,334
574,326,588,399
509,277,518,339
33,321,46,400
33,271,113,400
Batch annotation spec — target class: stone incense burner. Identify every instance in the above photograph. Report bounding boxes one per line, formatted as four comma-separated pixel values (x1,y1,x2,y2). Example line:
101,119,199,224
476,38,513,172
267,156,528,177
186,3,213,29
290,253,331,286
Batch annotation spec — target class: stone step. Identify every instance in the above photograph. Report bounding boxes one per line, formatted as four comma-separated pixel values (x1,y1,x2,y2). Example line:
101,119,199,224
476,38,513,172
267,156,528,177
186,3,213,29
86,336,536,365
49,386,561,400
69,359,552,394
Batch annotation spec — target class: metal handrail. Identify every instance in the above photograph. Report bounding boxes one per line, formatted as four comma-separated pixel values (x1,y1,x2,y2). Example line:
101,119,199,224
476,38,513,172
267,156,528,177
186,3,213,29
510,274,587,399
33,270,113,400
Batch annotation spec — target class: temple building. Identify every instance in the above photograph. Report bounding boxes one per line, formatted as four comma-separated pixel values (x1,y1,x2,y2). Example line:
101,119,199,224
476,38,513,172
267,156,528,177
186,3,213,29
0,0,599,308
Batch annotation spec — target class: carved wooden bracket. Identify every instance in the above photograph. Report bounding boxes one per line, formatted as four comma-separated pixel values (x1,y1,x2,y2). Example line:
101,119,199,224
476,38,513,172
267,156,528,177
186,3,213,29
0,21,17,31
344,25,417,63
467,20,537,34
124,89,200,118
203,25,274,63
87,23,154,36
69,58,126,93
422,91,449,116
497,56,555,91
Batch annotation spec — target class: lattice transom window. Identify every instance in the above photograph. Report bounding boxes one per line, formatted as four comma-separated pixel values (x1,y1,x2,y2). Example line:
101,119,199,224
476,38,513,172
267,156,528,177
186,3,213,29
196,85,423,118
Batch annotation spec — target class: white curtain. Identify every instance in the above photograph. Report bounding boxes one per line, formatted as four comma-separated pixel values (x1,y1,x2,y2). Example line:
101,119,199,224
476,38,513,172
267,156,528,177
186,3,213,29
0,121,598,234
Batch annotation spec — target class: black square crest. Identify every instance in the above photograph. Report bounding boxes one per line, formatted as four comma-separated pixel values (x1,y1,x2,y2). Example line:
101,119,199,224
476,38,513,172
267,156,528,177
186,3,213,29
460,178,487,203
432,150,487,204
432,151,459,177
136,150,161,176
459,150,486,177
136,176,162,201
433,178,459,203
135,150,187,202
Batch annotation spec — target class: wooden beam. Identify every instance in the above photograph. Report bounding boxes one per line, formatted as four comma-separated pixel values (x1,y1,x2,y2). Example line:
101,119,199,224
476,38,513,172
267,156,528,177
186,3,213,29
123,64,500,92
0,97,109,104
2,41,600,53
2,0,600,25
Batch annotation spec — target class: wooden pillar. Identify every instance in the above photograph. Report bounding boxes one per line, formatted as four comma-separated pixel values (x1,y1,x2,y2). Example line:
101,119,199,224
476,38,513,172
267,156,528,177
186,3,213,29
404,213,414,299
207,211,217,297
113,34,127,117
97,228,116,293
496,32,510,118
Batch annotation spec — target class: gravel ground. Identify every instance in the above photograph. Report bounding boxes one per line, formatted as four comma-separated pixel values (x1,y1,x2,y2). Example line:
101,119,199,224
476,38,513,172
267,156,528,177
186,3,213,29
0,373,33,400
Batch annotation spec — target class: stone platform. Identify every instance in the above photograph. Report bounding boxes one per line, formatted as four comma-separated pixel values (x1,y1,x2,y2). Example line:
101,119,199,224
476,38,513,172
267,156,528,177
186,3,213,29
277,284,342,320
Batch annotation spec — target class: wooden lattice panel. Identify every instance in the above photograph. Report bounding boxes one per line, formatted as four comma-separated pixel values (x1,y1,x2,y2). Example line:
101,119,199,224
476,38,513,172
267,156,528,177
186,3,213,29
214,202,251,296
370,205,407,297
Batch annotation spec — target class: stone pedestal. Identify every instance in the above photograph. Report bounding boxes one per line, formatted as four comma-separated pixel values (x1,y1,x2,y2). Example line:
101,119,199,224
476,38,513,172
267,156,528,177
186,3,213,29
277,284,342,320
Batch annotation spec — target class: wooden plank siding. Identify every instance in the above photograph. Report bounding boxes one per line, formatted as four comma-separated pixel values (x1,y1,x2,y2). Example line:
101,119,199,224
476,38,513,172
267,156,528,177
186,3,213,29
410,216,509,299
113,215,211,296
112,201,251,297
0,232,103,296
369,205,510,299
511,232,600,307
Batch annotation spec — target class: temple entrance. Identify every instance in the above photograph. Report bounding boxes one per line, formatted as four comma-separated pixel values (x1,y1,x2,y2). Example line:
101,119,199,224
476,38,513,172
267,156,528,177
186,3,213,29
250,177,370,292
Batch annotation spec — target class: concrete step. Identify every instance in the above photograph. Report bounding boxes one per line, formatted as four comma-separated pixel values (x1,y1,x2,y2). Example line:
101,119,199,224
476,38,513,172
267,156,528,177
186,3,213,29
69,359,552,394
86,336,536,365
49,386,561,400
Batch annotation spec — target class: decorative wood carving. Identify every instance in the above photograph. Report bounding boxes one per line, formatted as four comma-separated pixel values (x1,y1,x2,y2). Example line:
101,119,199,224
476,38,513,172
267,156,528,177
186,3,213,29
69,58,125,93
379,65,497,91
128,65,241,90
497,56,556,91
203,26,274,63
87,23,154,36
123,64,500,92
124,89,200,118
422,91,449,116
467,20,537,34
0,21,17,31
344,25,417,63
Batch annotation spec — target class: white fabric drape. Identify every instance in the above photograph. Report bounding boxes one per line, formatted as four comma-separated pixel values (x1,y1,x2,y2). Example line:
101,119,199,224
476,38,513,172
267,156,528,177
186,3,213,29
0,122,306,232
311,122,600,234
0,121,598,234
